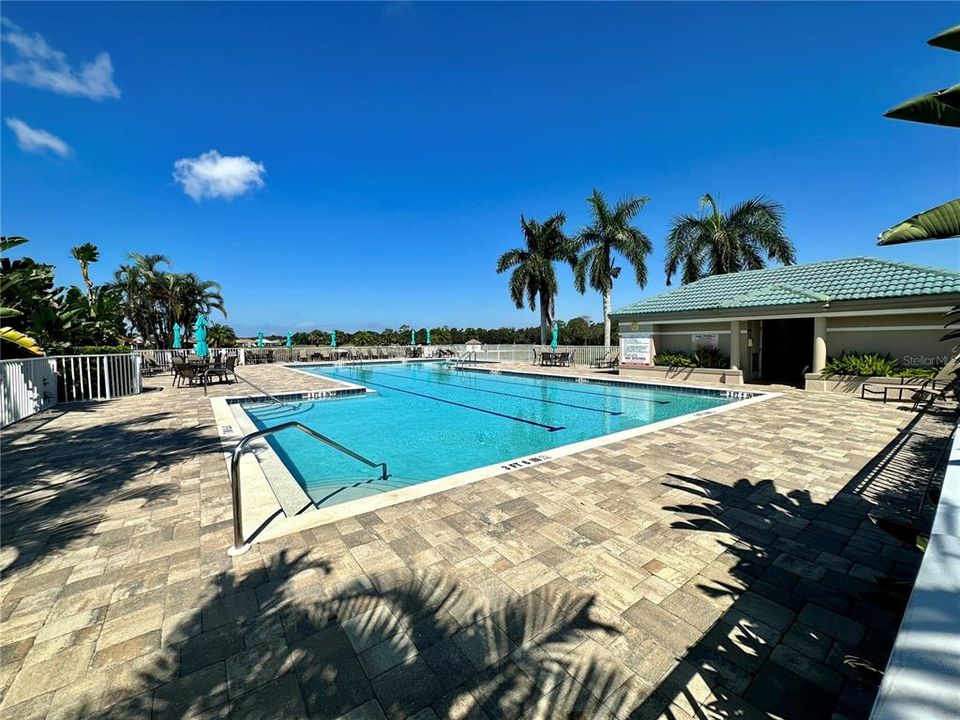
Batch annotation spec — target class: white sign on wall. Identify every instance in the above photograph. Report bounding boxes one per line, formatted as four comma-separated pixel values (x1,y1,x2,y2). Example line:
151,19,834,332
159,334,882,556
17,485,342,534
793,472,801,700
621,334,652,366
692,333,719,350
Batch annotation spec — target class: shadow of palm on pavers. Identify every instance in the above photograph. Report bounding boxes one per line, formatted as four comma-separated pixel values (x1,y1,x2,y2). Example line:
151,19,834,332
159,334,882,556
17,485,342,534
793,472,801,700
623,409,954,720
56,546,660,719
0,410,211,576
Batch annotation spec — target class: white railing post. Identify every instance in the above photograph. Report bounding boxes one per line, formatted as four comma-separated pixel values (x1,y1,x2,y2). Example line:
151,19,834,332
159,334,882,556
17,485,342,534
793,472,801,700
103,355,112,400
133,354,142,394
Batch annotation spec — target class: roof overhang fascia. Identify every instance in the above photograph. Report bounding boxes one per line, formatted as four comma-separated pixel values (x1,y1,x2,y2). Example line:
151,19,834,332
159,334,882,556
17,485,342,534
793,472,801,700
611,294,959,324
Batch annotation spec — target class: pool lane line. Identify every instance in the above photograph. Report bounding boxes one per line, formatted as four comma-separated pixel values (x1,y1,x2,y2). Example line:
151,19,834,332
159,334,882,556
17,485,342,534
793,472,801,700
439,369,671,404
357,367,624,416
323,370,566,432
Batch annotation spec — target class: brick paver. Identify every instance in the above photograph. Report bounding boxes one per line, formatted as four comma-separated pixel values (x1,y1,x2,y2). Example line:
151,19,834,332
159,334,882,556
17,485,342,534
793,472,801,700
0,362,954,719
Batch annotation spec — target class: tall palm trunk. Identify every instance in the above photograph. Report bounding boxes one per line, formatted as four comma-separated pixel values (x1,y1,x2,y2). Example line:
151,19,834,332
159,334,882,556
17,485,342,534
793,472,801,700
602,290,612,347
539,293,553,345
79,263,95,305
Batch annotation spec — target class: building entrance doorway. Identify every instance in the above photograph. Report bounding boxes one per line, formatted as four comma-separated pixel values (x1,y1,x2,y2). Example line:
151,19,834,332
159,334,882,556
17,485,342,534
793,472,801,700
760,318,813,385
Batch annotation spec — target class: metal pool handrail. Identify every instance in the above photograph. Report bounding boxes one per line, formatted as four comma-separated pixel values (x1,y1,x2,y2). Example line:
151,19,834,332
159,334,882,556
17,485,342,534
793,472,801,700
218,369,294,408
227,421,389,556
454,350,478,368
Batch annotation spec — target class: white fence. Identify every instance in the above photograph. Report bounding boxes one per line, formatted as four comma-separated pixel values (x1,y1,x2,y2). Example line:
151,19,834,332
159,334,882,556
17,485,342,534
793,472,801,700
1,353,142,428
136,344,618,367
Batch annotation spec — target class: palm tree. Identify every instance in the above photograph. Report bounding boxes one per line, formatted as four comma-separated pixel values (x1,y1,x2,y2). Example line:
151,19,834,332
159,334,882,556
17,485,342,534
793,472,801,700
168,273,226,333
70,243,100,308
114,254,226,347
574,190,652,347
114,253,172,346
664,194,795,285
496,214,577,345
206,323,237,348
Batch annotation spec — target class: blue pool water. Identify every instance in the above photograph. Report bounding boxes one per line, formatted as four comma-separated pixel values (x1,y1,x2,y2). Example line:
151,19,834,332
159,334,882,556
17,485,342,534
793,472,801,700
242,362,740,507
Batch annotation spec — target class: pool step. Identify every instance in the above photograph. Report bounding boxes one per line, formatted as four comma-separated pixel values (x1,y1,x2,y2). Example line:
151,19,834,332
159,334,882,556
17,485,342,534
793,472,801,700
248,442,315,517
226,403,315,518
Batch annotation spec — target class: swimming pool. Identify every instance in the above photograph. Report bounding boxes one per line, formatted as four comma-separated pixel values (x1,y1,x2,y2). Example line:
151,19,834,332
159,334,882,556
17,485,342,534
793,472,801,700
241,362,755,509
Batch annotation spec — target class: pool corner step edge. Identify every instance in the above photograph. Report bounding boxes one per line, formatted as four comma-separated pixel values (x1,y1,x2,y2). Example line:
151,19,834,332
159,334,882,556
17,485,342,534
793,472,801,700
227,401,316,519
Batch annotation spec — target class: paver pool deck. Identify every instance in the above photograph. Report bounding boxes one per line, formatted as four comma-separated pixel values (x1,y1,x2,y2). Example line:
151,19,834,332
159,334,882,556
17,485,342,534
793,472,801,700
0,362,954,720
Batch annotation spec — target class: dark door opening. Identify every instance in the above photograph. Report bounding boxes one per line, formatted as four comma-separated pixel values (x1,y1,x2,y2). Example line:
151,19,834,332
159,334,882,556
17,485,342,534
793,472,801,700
760,318,813,385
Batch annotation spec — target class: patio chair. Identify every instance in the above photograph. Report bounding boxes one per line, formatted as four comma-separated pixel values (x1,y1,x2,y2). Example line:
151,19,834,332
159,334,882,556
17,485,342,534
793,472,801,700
173,361,201,388
171,356,188,386
206,355,238,384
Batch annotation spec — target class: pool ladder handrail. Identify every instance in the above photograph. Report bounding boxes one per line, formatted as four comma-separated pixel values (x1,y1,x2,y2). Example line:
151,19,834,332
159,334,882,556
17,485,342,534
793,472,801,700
454,350,478,369
228,421,389,556
231,370,295,408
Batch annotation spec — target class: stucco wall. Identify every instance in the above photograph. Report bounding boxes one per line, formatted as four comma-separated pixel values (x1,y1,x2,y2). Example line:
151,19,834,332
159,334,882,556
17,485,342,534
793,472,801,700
619,310,951,372
824,312,950,368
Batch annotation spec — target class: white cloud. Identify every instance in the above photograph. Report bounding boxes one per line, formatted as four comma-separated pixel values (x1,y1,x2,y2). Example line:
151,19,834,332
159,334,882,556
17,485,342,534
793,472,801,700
0,17,120,100
173,150,266,202
5,117,72,157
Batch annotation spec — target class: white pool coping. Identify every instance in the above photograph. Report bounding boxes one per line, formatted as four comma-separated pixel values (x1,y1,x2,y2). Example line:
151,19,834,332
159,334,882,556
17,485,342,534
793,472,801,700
213,363,780,544
870,417,960,720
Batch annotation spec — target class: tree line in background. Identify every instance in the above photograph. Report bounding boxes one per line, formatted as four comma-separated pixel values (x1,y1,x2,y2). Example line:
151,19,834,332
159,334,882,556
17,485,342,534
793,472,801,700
286,316,613,348
498,189,795,346
0,236,226,357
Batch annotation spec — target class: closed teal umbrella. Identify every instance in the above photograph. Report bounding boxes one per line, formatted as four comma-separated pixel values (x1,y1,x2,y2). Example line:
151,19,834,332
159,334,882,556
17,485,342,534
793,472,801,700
257,330,264,348
194,316,209,358
330,330,336,348
172,323,182,349
410,329,416,346
551,322,558,350
286,332,292,348
426,329,431,345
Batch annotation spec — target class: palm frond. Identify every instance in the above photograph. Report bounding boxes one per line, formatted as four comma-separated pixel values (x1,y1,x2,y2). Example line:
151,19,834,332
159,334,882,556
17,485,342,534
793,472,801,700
0,236,29,254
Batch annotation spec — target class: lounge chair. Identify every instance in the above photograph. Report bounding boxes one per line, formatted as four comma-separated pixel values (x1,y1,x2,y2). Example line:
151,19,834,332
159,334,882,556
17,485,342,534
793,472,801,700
591,349,619,369
862,353,960,404
910,373,960,411
142,358,163,376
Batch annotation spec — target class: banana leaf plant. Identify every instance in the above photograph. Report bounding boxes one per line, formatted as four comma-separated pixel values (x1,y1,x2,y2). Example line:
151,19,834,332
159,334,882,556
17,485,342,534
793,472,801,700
878,198,960,246
0,327,43,356
878,25,959,246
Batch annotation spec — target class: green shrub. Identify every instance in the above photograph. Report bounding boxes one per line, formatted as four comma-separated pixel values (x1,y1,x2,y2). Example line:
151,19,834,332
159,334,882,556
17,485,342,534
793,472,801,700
691,346,730,369
898,365,940,380
654,351,695,367
822,352,901,378
48,345,134,355
654,347,729,369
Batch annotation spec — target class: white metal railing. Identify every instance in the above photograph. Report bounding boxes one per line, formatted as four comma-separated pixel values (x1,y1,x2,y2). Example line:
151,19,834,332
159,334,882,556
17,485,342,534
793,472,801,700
0,357,57,427
1,353,142,427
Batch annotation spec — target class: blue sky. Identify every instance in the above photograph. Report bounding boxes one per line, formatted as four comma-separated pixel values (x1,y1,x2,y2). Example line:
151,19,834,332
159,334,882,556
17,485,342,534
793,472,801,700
2,2,957,336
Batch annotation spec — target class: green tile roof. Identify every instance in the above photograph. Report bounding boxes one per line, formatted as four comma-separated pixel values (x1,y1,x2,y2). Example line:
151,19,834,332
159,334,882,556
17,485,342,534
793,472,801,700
611,257,960,317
